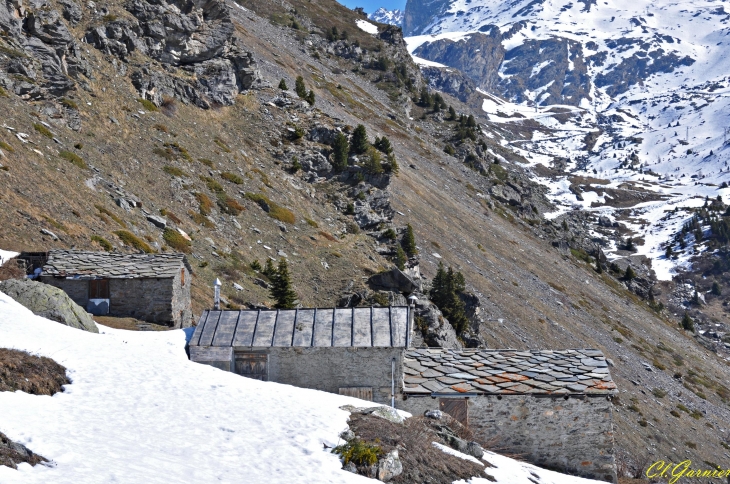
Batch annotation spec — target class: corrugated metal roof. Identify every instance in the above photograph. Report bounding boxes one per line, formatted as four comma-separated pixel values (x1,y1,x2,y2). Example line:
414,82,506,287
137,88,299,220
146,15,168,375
403,348,617,396
189,307,411,348
41,250,189,279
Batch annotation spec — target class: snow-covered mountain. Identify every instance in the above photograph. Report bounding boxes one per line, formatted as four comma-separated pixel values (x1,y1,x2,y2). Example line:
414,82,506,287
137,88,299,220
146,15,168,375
369,7,404,26
404,0,730,280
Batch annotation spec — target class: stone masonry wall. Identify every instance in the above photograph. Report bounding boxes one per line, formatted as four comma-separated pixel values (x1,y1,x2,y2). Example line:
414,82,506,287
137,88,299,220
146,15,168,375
42,278,88,306
171,266,192,328
262,347,404,405
400,394,616,483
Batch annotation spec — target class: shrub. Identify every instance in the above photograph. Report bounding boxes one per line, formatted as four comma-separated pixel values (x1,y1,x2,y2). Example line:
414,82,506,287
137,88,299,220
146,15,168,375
383,228,397,240
91,235,113,251
201,176,224,193
332,439,382,466
95,205,126,227
250,260,262,271
214,137,232,153
305,90,315,106
681,312,695,331
33,123,53,139
159,209,182,225
0,141,14,152
153,124,169,133
137,98,158,111
269,258,298,309
59,150,87,169
670,410,680,418
395,245,406,270
291,157,302,172
113,231,154,253
60,98,78,109
163,228,191,253
304,218,318,228
402,223,417,256
652,388,667,398
195,193,214,215
221,172,244,184
163,166,186,177
0,86,7,97
270,205,295,224
189,210,215,228
350,124,369,154
102,14,118,22
364,147,384,175
295,76,306,98
198,158,214,167
278,79,288,90
217,194,245,216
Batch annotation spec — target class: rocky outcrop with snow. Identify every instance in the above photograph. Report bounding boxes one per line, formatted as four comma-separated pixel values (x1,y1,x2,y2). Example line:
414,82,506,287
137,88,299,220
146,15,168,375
369,8,404,27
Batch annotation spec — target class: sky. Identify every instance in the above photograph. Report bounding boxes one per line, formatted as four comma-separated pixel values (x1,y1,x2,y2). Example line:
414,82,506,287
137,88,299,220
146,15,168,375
337,0,406,14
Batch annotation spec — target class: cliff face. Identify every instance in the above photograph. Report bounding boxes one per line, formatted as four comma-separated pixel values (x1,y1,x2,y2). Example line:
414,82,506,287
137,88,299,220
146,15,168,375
402,0,449,36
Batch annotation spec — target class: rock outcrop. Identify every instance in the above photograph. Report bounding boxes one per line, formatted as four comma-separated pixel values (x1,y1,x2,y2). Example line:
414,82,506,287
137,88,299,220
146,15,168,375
0,279,99,333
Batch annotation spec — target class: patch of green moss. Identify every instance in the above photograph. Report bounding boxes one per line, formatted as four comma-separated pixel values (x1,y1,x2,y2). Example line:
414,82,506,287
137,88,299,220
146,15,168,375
91,235,113,251
163,228,191,253
113,230,154,253
59,150,87,169
221,172,244,184
33,123,53,139
137,98,158,112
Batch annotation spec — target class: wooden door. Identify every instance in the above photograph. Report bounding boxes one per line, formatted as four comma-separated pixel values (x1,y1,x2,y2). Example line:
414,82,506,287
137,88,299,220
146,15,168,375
440,398,468,426
339,387,373,401
234,353,268,381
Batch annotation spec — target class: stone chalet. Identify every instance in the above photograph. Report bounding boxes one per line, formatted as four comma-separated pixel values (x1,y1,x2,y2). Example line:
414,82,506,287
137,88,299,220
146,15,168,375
39,250,192,328
188,306,618,482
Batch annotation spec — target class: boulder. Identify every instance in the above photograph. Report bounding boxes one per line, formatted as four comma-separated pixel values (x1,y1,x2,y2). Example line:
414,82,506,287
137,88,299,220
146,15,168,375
414,300,462,349
377,449,403,482
490,184,521,205
368,267,420,293
0,279,99,333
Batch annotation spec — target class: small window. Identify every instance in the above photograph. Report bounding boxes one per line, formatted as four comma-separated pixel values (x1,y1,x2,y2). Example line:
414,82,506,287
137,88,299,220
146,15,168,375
88,279,110,299
181,268,185,287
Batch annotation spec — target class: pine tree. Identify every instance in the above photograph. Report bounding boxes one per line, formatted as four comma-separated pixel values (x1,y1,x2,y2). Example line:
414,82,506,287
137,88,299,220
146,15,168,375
350,124,369,155
263,258,276,278
305,90,315,106
364,147,384,175
295,76,307,98
448,106,456,120
429,263,468,334
430,262,448,308
374,136,393,154
466,115,476,128
402,223,417,256
387,152,399,175
624,266,636,281
278,79,288,90
395,245,406,270
331,132,349,172
270,258,298,309
692,289,700,306
250,260,262,272
712,281,722,296
595,258,603,274
681,312,694,331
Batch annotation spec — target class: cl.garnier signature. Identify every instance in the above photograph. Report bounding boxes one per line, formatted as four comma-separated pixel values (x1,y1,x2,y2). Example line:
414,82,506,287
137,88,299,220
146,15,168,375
646,460,730,483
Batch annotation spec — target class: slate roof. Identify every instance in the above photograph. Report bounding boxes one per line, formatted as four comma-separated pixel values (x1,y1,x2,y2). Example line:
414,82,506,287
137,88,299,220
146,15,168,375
41,250,188,279
403,348,617,396
189,307,411,348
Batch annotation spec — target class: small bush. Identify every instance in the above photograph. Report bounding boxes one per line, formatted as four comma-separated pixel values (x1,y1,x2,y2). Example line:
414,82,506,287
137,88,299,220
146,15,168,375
332,439,382,467
163,166,186,177
91,235,113,251
319,231,337,242
137,98,158,112
0,141,14,152
304,218,318,228
0,86,7,97
59,150,87,169
198,158,214,167
33,123,53,139
213,137,232,153
677,404,690,413
189,211,215,228
221,172,244,184
163,228,191,253
153,124,169,133
95,205,126,227
114,230,154,253
250,260,262,271
60,98,78,110
269,205,295,224
102,14,118,22
382,228,397,240
217,194,245,216
195,193,214,215
201,176,224,194
651,388,667,398
670,410,680,418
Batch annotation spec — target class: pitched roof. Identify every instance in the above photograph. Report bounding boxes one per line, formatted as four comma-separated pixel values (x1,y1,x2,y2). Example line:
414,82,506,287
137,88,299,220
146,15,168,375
41,250,188,279
403,348,617,396
189,307,411,348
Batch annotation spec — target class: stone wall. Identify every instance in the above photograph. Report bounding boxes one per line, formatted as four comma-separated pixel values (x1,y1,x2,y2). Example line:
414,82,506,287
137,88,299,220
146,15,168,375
245,347,404,405
42,274,191,327
400,394,616,483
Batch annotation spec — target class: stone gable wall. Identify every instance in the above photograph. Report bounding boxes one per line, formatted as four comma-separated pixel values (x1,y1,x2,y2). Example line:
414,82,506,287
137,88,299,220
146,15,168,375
400,394,616,483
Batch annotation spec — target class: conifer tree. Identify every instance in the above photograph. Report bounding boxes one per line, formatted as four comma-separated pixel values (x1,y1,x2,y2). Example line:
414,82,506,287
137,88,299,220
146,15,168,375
624,266,636,281
448,106,456,120
712,281,722,296
374,136,393,154
278,79,288,90
295,76,307,98
387,152,399,175
305,90,315,106
270,258,298,309
331,132,349,172
429,262,468,334
263,258,276,278
402,223,417,256
595,258,603,274
681,312,694,331
364,147,384,175
350,124,369,154
394,245,406,270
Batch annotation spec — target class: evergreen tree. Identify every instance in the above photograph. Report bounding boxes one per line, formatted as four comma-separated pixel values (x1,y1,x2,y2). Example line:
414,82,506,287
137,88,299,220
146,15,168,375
305,90,315,106
429,262,469,334
624,266,636,281
681,312,695,331
350,124,369,155
331,132,349,172
386,152,399,175
374,136,393,154
712,281,722,296
466,115,476,128
394,245,406,270
692,289,700,306
270,258,298,309
595,258,603,274
665,245,673,258
402,223,417,256
364,147,384,175
263,258,276,278
295,76,307,98
278,79,288,90
250,260,262,272
448,106,456,120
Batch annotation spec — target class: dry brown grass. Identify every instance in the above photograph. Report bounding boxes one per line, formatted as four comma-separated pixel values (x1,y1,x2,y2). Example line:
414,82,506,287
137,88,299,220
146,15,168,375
346,413,487,483
0,348,69,395
0,260,24,281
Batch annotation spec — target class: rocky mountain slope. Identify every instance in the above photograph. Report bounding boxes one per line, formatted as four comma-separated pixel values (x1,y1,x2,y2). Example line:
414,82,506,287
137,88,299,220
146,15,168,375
369,7,404,27
0,0,729,476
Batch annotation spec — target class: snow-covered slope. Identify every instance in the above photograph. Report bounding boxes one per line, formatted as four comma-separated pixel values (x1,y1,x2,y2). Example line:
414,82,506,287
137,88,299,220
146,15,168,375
404,0,730,280
0,292,602,483
369,7,404,26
